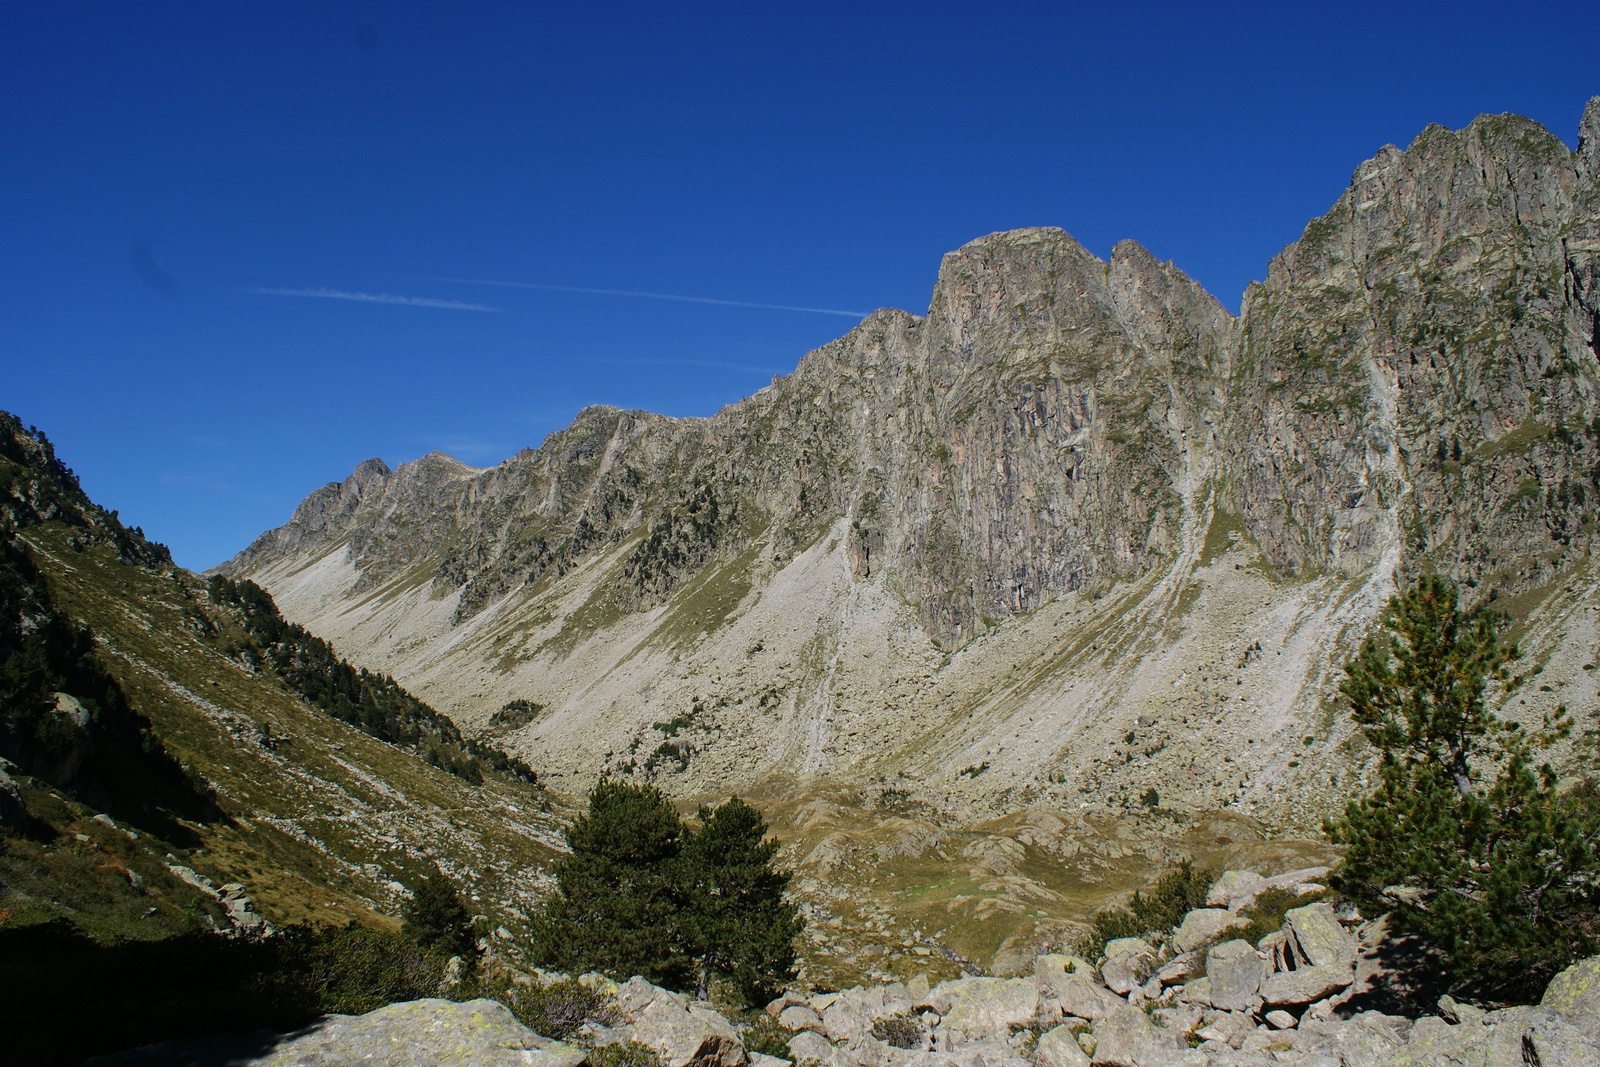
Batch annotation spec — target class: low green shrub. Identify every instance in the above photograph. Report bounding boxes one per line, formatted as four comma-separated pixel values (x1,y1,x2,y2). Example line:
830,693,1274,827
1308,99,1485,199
870,1013,924,1049
1232,886,1328,946
473,976,620,1040
1080,861,1212,956
742,1012,795,1058
590,1040,664,1067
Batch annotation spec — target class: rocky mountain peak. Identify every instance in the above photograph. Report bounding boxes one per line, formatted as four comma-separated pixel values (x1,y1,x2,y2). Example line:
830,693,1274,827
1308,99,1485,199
224,101,1600,827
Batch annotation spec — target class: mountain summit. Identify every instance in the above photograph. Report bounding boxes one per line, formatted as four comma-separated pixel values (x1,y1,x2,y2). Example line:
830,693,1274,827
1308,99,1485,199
223,101,1600,830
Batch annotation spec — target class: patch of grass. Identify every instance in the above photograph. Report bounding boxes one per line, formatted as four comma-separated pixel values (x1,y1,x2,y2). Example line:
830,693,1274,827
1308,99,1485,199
1231,886,1328,946
590,1041,663,1067
1475,420,1551,460
1079,861,1212,956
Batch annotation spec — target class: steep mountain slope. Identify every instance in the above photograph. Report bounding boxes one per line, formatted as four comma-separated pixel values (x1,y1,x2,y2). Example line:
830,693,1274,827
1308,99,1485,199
224,102,1600,843
0,413,563,947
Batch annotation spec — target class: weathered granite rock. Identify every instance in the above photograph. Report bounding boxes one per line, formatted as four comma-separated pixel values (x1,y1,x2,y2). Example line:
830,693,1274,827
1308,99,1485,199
1204,941,1265,1013
1100,940,1156,996
779,1006,827,1034
1282,903,1354,970
1176,977,1210,1007
1542,953,1600,1039
938,977,1039,1040
1035,954,1097,993
1087,1002,1173,1067
1259,964,1353,1008
627,995,747,1067
84,998,587,1067
1172,910,1247,953
1034,1025,1091,1067
1204,871,1268,913
1154,952,1201,987
1052,974,1128,1022
821,1000,870,1044
787,1030,853,1067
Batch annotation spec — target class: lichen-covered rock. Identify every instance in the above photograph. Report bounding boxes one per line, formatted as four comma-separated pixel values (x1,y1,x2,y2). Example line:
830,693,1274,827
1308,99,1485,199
626,996,747,1067
1204,871,1268,913
779,1006,827,1034
1542,954,1600,1039
787,1030,852,1067
1172,909,1247,953
1282,903,1354,970
1204,941,1265,1013
1099,940,1156,996
937,977,1039,1040
821,1000,870,1044
1034,1025,1091,1067
1258,963,1353,1008
1086,1002,1175,1066
1051,973,1127,1023
84,998,588,1067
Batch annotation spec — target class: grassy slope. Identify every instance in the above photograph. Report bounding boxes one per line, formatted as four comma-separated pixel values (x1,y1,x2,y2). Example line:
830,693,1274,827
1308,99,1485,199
7,523,565,946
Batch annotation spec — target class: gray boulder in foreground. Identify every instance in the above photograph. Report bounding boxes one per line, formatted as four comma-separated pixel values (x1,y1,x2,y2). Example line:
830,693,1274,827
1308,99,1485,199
83,998,588,1067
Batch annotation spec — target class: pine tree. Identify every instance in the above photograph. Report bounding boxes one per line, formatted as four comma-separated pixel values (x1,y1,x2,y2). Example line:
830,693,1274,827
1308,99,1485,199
401,861,477,961
528,780,692,988
1327,575,1600,1003
681,797,803,1004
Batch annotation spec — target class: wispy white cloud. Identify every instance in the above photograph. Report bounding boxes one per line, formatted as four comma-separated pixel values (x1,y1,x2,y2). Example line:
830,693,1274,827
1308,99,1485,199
434,277,869,318
246,286,499,311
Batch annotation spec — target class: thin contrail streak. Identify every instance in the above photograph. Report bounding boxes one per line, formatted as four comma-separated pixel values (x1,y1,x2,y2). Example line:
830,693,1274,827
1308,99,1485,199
246,287,499,311
434,277,870,318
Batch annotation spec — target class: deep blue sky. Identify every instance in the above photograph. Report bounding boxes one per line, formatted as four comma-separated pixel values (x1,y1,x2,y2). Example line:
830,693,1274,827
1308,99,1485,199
3,2,1595,569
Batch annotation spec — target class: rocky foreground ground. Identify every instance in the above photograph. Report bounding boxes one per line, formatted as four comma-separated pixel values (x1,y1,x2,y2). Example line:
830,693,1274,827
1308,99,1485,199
89,867,1600,1067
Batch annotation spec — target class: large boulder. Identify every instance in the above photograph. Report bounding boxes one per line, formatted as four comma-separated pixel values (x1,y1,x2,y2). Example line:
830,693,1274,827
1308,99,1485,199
1034,954,1096,993
1259,964,1354,1009
84,998,588,1067
1087,1002,1176,1066
1282,902,1354,969
1170,909,1246,953
1542,954,1600,1040
1051,974,1127,1022
779,1006,827,1034
1394,1005,1600,1067
1034,1025,1090,1067
1204,940,1266,1012
1204,870,1268,912
820,1000,870,1044
938,977,1039,1040
786,1031,853,1067
625,995,747,1067
1099,940,1155,996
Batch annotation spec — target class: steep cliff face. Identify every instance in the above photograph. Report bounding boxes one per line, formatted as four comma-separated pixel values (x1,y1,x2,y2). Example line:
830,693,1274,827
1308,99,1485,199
1228,105,1600,588
223,102,1600,828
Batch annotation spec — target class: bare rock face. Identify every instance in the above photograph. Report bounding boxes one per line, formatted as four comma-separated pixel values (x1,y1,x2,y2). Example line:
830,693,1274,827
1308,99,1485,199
222,100,1600,824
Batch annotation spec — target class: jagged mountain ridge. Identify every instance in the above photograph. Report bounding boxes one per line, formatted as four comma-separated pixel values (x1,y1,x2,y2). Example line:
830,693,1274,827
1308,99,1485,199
225,101,1600,829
